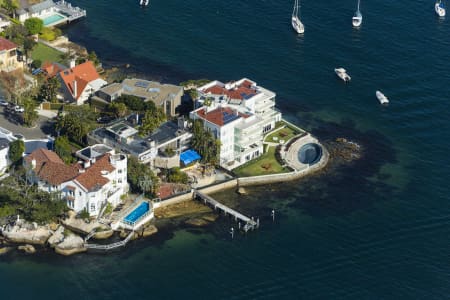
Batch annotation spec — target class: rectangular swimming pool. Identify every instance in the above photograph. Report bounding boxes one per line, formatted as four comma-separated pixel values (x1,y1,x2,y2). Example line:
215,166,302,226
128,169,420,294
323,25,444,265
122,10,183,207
124,202,150,224
42,14,66,26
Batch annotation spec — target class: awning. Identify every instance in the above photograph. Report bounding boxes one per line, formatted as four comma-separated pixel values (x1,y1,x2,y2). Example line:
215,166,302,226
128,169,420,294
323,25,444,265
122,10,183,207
180,149,201,165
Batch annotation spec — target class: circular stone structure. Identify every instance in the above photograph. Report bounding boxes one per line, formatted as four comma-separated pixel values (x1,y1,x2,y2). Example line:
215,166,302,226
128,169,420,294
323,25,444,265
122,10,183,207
298,143,322,165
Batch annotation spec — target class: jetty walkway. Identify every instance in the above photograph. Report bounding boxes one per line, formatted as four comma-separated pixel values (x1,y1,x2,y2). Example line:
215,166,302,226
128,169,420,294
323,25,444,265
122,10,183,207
193,190,258,232
84,230,134,251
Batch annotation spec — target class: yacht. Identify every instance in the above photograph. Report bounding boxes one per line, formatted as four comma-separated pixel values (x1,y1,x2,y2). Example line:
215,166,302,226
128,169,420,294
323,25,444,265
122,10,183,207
334,68,351,82
292,0,304,34
376,91,389,105
435,0,446,17
140,0,149,6
352,0,362,27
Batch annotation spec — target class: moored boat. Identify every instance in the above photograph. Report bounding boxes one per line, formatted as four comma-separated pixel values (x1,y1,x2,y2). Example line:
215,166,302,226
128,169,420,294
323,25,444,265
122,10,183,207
292,0,304,34
376,90,389,105
435,0,446,17
334,68,351,82
352,0,363,27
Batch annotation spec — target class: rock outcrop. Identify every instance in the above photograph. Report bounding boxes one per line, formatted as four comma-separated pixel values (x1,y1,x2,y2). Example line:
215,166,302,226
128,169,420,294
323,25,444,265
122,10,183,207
18,244,36,254
54,234,86,256
47,225,65,248
2,220,52,245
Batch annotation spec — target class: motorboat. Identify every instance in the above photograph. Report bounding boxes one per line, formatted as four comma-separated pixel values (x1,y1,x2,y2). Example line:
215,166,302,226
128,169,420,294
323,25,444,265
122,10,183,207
376,91,389,105
140,0,149,6
435,0,446,17
334,68,351,82
292,0,304,34
352,0,362,27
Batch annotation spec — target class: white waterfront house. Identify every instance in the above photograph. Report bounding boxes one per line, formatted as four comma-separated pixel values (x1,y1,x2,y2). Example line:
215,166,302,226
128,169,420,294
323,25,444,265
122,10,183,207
17,0,86,27
0,138,9,175
24,145,128,217
190,78,282,169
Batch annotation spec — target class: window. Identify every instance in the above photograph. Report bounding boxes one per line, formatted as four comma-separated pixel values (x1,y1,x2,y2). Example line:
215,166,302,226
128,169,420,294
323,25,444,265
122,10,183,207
79,192,82,196
90,204,96,212
118,169,122,174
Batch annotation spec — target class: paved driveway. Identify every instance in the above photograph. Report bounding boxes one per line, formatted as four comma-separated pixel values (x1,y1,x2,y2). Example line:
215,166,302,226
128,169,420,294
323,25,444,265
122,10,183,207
0,107,56,140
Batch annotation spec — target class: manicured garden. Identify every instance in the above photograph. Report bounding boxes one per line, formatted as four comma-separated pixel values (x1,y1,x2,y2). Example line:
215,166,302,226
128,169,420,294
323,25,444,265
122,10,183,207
233,147,290,177
264,123,300,144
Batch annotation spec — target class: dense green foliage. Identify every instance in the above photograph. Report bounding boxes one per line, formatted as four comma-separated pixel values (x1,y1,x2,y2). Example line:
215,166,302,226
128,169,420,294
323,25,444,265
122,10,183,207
0,173,67,224
22,97,39,127
38,76,60,103
8,139,24,166
115,94,151,111
139,106,166,135
168,167,189,184
54,136,74,164
39,27,62,41
179,79,210,87
4,23,28,46
191,119,221,165
56,106,98,145
1,0,19,18
24,18,43,35
108,101,128,118
127,156,159,196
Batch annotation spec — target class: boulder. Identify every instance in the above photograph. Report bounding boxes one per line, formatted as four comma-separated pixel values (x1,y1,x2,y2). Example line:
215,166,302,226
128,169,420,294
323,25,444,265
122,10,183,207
141,225,158,238
202,213,218,222
0,247,12,255
237,187,247,195
185,218,209,227
47,225,65,248
18,244,36,254
55,233,87,255
2,222,52,245
93,229,114,240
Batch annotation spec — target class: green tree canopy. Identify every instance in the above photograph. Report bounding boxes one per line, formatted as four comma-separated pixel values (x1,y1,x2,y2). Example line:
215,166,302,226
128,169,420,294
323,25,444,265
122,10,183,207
108,101,128,118
38,76,60,103
1,0,19,18
191,119,221,166
54,136,74,164
24,18,44,35
56,106,97,145
8,139,25,166
139,106,166,136
168,167,189,184
22,97,39,127
127,156,159,196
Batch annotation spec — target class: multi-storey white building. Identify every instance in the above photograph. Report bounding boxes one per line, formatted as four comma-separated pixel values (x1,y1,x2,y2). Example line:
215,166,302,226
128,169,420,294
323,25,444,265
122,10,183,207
190,78,282,169
0,138,9,175
24,145,128,217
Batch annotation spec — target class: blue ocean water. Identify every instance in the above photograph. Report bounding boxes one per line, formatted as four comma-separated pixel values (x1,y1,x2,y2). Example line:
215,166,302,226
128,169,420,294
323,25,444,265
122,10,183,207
1,0,450,298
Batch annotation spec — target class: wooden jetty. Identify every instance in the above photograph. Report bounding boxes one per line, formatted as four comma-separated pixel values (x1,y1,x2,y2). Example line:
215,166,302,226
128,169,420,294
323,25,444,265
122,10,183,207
84,230,134,251
193,190,258,232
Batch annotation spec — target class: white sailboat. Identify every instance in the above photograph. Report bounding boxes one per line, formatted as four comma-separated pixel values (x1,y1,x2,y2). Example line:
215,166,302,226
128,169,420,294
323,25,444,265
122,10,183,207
376,91,389,105
292,0,304,34
352,0,362,27
435,0,446,17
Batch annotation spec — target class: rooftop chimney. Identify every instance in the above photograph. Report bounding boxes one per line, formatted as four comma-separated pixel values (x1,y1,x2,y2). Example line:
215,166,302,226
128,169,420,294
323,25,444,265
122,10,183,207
69,59,76,68
31,159,36,169
72,80,78,98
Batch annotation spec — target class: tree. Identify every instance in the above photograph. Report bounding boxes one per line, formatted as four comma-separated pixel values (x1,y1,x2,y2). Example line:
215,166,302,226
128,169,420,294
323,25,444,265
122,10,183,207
115,94,147,111
127,156,159,196
4,23,28,46
24,18,44,35
1,0,19,18
38,76,60,103
54,136,74,164
191,119,221,166
56,106,97,145
88,51,100,66
139,106,166,135
22,97,39,127
108,101,128,118
168,167,189,184
23,37,37,70
8,139,25,166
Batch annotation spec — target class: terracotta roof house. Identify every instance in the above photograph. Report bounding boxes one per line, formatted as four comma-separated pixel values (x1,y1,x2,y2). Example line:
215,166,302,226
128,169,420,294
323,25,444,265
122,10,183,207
0,37,21,72
57,60,107,105
24,146,128,217
41,61,66,78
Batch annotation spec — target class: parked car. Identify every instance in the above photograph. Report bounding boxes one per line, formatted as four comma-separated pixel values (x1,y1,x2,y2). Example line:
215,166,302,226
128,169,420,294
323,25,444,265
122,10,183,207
0,99,8,106
14,106,24,113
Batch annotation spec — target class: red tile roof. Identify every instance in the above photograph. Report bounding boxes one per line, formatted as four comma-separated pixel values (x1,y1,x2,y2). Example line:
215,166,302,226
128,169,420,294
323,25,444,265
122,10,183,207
25,149,116,191
203,81,258,101
59,61,101,100
25,148,79,186
74,153,116,192
195,106,249,127
41,61,65,78
0,38,17,51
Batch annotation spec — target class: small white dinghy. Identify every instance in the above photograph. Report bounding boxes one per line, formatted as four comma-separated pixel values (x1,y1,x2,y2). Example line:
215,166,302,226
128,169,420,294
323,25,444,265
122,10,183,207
376,91,389,105
435,0,446,17
334,68,351,82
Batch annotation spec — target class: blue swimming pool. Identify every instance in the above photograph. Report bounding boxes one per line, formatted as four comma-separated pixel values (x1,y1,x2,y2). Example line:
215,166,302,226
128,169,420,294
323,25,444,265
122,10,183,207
42,14,65,26
298,143,322,165
124,202,150,223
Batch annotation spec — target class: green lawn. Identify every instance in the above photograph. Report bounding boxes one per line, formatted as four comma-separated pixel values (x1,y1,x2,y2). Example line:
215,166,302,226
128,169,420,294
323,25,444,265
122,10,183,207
233,147,290,177
264,124,299,144
31,43,65,65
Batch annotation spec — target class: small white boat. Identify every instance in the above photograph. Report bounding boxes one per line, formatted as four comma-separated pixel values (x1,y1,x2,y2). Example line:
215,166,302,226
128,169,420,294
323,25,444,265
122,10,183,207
140,0,149,6
376,91,389,105
334,68,351,82
435,0,446,17
292,0,305,34
352,0,362,27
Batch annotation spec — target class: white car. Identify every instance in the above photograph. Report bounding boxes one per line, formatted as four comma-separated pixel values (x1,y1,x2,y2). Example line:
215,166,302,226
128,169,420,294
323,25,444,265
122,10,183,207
0,99,8,106
14,106,24,113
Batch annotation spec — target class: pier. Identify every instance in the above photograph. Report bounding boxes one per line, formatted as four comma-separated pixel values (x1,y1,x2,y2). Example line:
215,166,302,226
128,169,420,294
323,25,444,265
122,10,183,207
193,190,258,232
84,230,135,251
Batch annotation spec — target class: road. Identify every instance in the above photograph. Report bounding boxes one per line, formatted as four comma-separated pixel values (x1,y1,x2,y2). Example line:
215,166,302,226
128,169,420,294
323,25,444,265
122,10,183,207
0,107,56,140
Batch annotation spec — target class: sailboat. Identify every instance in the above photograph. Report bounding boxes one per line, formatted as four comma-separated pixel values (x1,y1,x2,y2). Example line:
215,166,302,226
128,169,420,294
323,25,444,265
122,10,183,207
292,0,304,34
139,0,149,6
435,0,446,17
352,0,362,27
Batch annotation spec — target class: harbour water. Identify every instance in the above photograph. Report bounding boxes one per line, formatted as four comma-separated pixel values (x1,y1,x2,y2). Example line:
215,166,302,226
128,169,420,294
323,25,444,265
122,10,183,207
1,0,450,298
